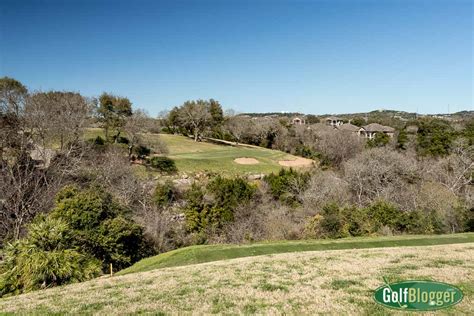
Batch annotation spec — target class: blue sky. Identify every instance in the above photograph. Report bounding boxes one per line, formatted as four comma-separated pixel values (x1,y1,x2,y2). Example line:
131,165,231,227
0,0,472,116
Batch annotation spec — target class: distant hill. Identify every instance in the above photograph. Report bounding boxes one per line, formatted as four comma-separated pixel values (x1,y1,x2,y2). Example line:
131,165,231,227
240,109,473,120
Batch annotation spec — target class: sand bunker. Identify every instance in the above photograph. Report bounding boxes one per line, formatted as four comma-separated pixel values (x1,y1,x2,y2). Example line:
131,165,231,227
278,157,313,167
234,157,259,165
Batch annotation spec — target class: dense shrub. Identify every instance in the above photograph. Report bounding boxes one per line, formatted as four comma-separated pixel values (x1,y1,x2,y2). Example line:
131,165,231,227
184,177,256,234
93,135,105,146
153,181,176,207
317,204,350,238
115,136,129,144
294,145,320,160
148,156,177,173
134,145,151,158
50,186,151,271
264,168,310,205
304,201,443,239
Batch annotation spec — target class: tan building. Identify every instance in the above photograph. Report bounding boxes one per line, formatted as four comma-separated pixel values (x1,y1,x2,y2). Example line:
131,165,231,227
325,116,343,127
358,123,395,139
336,123,360,134
291,117,305,125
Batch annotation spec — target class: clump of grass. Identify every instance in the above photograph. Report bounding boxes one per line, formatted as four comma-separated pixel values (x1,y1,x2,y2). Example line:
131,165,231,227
256,281,289,292
426,259,464,268
323,279,363,290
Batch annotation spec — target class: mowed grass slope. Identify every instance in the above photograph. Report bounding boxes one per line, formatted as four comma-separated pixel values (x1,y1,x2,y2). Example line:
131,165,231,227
84,128,312,175
152,134,310,175
1,243,472,314
117,233,474,275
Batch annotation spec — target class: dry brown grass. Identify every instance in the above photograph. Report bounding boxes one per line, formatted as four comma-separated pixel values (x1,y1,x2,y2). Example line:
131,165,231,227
1,243,473,315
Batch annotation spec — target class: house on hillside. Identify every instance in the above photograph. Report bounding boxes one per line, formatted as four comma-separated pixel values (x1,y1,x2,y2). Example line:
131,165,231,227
325,116,344,127
358,123,395,139
291,117,305,125
336,123,360,135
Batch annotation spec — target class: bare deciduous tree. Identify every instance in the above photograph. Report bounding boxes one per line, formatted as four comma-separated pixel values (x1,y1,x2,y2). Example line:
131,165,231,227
343,148,419,206
303,170,351,211
225,115,251,144
123,109,150,158
25,91,92,150
313,129,364,168
422,144,473,196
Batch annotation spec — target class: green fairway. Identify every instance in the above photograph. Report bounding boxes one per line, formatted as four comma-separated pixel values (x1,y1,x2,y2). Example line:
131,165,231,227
85,128,314,175
117,233,474,275
154,134,312,175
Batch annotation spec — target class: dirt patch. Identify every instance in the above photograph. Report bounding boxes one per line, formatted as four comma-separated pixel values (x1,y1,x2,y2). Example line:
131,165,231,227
234,157,259,165
278,157,313,167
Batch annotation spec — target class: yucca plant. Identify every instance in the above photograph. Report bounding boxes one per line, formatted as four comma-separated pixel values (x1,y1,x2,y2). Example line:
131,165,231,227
0,217,101,297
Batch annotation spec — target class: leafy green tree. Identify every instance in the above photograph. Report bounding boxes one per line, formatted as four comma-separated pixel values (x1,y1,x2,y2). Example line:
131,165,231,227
351,117,366,127
417,119,455,156
170,99,225,141
209,99,224,127
97,93,132,141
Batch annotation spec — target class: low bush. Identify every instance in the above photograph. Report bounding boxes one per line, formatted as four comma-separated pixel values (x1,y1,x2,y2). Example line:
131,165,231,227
134,145,151,158
148,156,177,173
92,136,105,146
115,136,129,144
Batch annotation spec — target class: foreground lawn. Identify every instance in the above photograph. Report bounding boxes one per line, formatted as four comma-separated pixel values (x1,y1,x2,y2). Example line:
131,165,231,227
118,233,474,275
1,243,472,314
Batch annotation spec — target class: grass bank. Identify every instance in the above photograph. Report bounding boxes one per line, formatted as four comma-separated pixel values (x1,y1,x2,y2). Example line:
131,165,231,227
117,233,474,275
1,243,472,314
